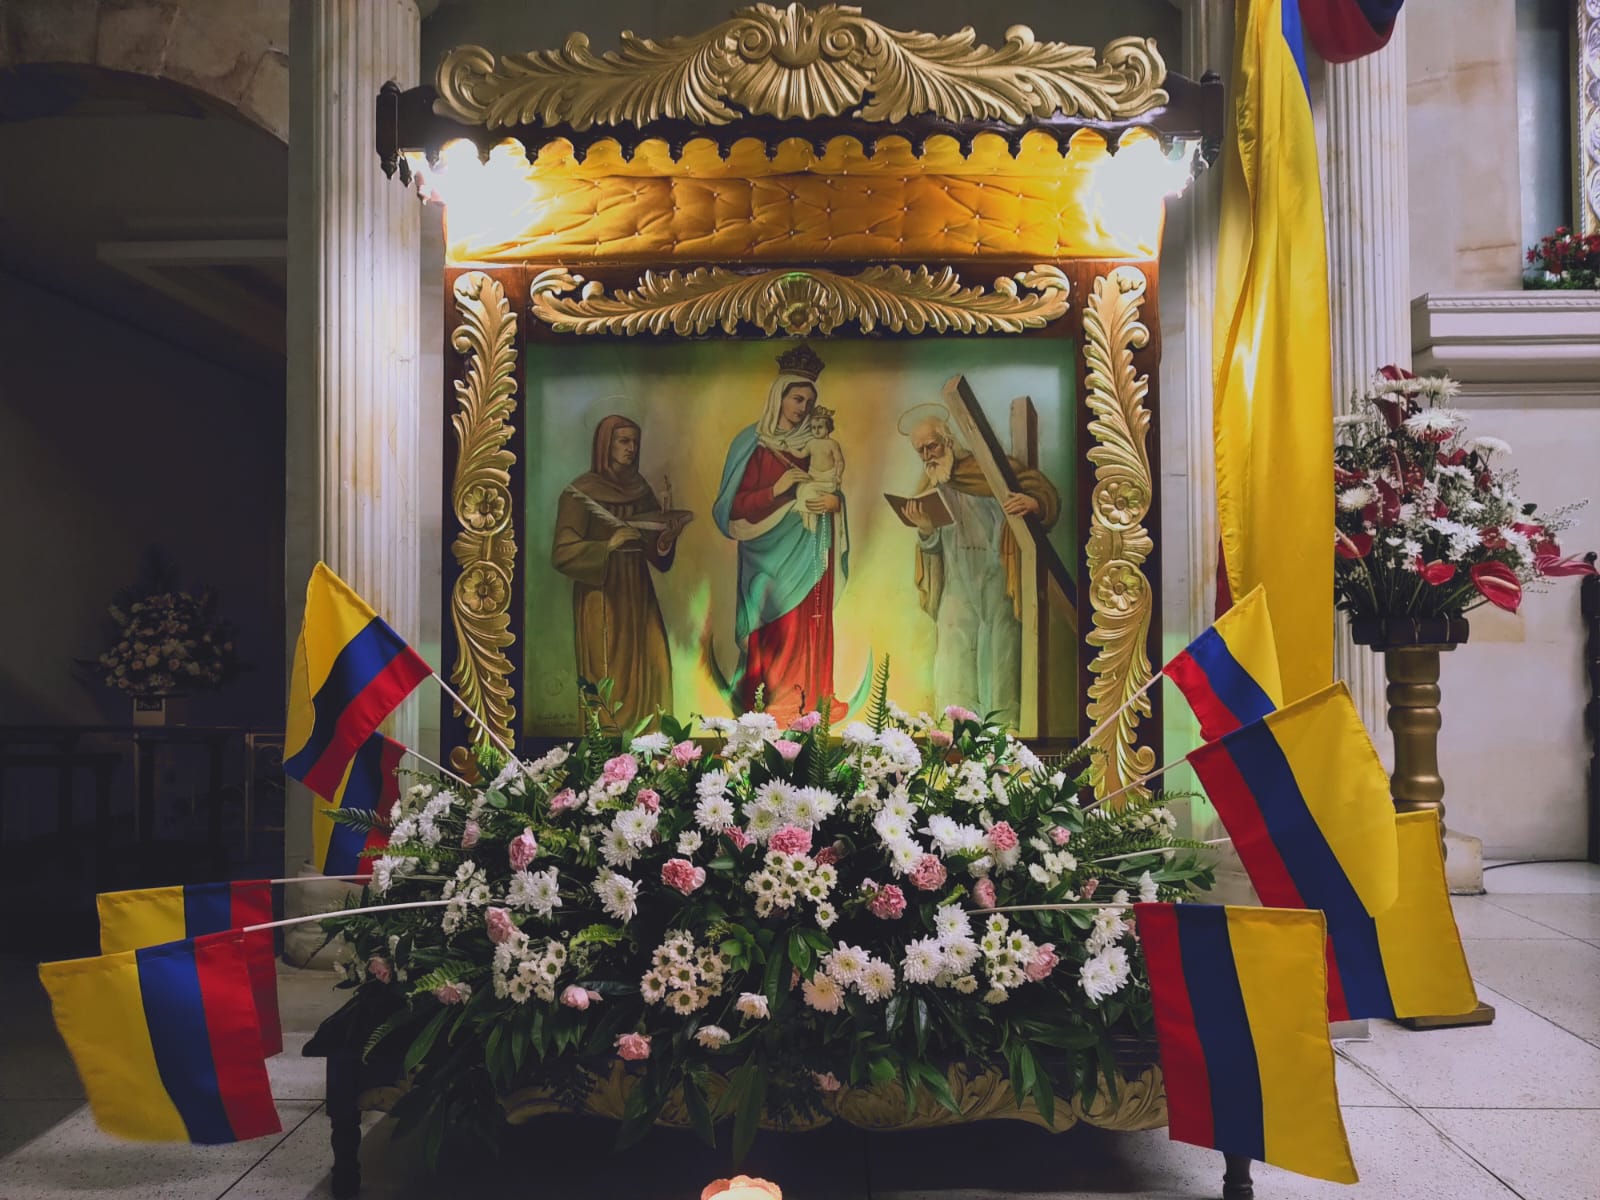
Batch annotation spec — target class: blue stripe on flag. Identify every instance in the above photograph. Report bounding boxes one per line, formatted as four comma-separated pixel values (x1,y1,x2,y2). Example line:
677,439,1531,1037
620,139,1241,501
136,941,235,1144
282,618,407,784
323,734,387,875
1176,906,1265,1162
1187,628,1278,730
1282,0,1311,93
182,883,233,938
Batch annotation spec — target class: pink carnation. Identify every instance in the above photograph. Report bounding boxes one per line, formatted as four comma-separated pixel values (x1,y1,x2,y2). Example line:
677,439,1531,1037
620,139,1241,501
367,956,392,984
561,985,601,1010
615,1032,652,1061
549,788,579,812
459,820,480,849
972,877,997,909
1026,943,1061,982
1049,826,1072,846
484,906,515,945
812,1071,842,1093
986,821,1019,853
635,788,661,813
909,854,947,891
602,754,639,785
433,981,471,1006
661,857,707,895
671,740,702,766
1081,877,1100,899
869,883,907,920
508,828,539,870
944,705,978,723
768,825,813,856
814,846,840,866
790,711,822,733
773,739,802,762
726,827,753,850
928,729,953,748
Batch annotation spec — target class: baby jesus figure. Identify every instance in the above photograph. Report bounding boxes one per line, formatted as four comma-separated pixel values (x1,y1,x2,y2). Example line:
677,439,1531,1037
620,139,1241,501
794,406,844,533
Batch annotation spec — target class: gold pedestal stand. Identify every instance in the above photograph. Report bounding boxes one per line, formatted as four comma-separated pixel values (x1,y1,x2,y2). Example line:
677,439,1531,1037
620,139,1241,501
1354,617,1495,1030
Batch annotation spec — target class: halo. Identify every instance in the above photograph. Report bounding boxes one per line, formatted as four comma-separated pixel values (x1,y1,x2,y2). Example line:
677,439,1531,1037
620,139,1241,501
896,402,955,437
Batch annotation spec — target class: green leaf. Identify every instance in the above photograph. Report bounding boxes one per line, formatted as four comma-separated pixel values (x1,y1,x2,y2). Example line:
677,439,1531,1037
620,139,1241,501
762,937,788,1009
732,1067,767,1165
908,1059,961,1115
708,854,736,872
885,992,907,1036
787,928,814,977
1032,1061,1056,1127
683,1074,715,1148
912,995,930,1057
403,1006,452,1074
714,1062,752,1120
572,924,627,948
511,1020,530,1072
868,1055,898,1085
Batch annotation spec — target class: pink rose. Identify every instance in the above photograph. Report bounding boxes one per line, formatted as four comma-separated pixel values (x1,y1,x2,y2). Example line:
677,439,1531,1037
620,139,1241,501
944,705,978,723
508,828,539,870
790,711,822,733
726,827,753,850
1081,877,1100,899
367,956,392,984
986,821,1019,853
812,1071,842,1093
484,906,515,945
768,825,813,856
1049,826,1072,846
460,820,481,849
909,854,947,891
814,846,840,866
661,857,707,895
773,739,802,762
869,884,907,920
1026,943,1060,982
561,985,601,1010
671,740,702,766
928,729,953,748
615,1032,651,1061
433,981,471,1005
636,788,661,813
972,878,997,909
549,787,579,812
602,754,639,785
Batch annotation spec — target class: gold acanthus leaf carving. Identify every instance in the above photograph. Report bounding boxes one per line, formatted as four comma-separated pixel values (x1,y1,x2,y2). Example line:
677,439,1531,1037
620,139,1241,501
1083,266,1157,803
1581,1,1599,234
449,271,519,749
435,3,1167,129
528,264,1071,338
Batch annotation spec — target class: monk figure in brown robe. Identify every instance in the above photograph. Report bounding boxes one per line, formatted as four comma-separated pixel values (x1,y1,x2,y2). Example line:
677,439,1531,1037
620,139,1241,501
552,415,681,729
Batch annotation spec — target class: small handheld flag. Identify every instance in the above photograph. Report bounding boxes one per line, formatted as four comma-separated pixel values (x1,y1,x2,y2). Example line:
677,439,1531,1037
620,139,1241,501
1164,584,1284,741
1136,904,1357,1184
315,731,406,876
38,933,281,1144
98,880,282,1056
285,562,430,802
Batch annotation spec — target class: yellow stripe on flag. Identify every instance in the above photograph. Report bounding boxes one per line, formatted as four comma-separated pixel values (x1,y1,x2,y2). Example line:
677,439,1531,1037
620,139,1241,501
38,950,189,1141
1267,683,1399,916
310,754,359,871
1376,810,1480,1018
1227,907,1357,1185
1213,0,1334,699
286,562,386,767
1213,585,1285,708
98,886,188,955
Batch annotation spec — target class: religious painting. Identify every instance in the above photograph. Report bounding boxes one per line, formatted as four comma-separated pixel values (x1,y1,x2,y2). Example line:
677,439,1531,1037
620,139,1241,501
521,337,1080,740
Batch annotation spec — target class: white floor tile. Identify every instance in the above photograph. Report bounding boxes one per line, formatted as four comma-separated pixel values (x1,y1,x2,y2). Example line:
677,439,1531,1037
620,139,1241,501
1485,893,1600,940
1335,1054,1408,1108
1451,895,1569,939
266,1032,327,1101
1462,938,1600,1047
1341,985,1600,1108
1483,862,1600,895
1425,1108,1600,1200
0,1101,320,1200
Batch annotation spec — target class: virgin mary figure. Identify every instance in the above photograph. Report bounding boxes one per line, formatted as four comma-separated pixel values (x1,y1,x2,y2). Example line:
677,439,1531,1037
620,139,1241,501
712,344,848,722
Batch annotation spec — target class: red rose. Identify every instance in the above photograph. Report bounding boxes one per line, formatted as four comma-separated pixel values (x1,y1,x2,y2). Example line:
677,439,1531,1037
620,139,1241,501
1470,562,1523,612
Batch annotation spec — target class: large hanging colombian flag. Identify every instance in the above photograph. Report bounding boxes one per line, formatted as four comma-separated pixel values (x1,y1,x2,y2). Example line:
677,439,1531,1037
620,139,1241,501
1213,0,1334,699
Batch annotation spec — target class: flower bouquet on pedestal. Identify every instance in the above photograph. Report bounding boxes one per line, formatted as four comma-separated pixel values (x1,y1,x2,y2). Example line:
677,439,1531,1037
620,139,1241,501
321,680,1212,1165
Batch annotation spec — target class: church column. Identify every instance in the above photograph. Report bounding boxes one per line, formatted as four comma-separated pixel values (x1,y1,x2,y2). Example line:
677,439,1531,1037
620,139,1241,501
284,0,421,954
1322,16,1410,756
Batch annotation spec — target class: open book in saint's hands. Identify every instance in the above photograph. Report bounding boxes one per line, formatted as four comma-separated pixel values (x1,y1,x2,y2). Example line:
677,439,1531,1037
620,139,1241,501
883,487,955,530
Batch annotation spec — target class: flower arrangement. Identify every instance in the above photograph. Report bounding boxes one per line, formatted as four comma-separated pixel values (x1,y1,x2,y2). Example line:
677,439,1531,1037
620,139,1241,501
1525,226,1600,290
1333,367,1595,622
97,566,241,697
323,679,1212,1165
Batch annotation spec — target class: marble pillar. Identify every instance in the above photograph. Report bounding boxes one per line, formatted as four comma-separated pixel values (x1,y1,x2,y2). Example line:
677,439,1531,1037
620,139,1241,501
285,0,421,961
1323,17,1410,756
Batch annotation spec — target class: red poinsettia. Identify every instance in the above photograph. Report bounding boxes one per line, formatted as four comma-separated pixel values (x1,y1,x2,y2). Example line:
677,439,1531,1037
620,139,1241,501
1470,562,1522,612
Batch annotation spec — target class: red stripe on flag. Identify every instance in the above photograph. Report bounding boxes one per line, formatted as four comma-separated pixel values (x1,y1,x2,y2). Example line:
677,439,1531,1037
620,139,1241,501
228,882,282,1057
1135,905,1215,1150
1165,650,1243,741
192,933,281,1141
300,650,430,799
356,736,409,877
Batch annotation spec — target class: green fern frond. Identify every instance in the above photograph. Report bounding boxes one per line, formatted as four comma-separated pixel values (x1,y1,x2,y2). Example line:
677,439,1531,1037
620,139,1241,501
867,655,891,732
752,683,767,715
322,807,389,833
809,698,834,785
408,961,486,997
362,1009,418,1062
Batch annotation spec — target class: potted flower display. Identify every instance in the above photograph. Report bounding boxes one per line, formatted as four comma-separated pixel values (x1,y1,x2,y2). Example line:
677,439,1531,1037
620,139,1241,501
1333,366,1594,826
318,678,1212,1165
1524,226,1600,290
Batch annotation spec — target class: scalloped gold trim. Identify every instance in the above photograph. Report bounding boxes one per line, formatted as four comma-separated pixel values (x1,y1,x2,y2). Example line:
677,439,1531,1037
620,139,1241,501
1083,267,1156,803
1581,2,1599,235
449,271,519,748
527,264,1071,337
435,4,1167,129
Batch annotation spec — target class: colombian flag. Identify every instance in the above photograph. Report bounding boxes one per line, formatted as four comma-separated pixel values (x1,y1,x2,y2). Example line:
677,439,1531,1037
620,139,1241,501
97,880,282,1056
315,731,406,876
38,933,281,1144
1213,0,1334,698
1164,585,1285,741
284,563,429,802
1136,904,1356,1183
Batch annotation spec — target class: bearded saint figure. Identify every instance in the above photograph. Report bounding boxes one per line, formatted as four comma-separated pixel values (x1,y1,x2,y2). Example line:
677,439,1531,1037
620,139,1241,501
551,415,677,728
899,409,1060,727
712,343,849,723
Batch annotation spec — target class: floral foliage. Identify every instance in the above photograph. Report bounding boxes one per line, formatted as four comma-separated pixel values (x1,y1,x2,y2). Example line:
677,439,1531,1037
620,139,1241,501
324,703,1212,1164
97,572,241,697
1525,226,1600,290
1333,367,1595,621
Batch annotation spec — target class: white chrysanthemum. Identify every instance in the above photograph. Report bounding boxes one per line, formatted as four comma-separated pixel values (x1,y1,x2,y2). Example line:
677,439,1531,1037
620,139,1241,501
595,869,639,923
952,974,979,995
640,970,667,1003
942,938,980,974
613,806,658,847
841,722,876,747
600,825,641,868
696,1025,730,1049
814,901,838,929
802,973,844,1013
694,794,737,832
1471,436,1511,456
876,728,921,770
872,810,910,844
794,786,840,824
824,943,870,987
677,830,703,855
859,959,896,1002
934,905,970,943
887,838,922,876
882,792,919,823
1080,951,1118,1003
983,986,1008,1005
1428,517,1481,560
1403,408,1464,437
747,802,785,841
696,769,730,799
735,992,770,1020
737,711,779,733
507,866,562,917
630,732,671,757
1338,484,1377,512
1138,871,1159,904
901,938,946,984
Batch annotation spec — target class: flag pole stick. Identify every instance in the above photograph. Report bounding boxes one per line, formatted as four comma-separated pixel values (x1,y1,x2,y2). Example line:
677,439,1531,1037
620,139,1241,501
430,671,521,764
1081,757,1190,811
398,745,469,788
1085,836,1231,868
970,902,1127,915
243,899,451,934
1081,670,1163,747
266,875,449,886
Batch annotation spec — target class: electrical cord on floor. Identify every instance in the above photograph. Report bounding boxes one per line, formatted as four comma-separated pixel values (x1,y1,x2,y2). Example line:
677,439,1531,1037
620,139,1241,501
1482,859,1592,871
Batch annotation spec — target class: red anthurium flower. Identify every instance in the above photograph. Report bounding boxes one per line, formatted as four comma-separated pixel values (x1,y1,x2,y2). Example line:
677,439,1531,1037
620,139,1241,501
1336,530,1373,559
1470,561,1523,612
1432,500,1449,518
1374,479,1403,527
1414,557,1457,586
1437,448,1468,467
1374,397,1408,432
1334,466,1367,487
1480,527,1506,550
1513,522,1558,556
1378,365,1416,382
1534,552,1599,578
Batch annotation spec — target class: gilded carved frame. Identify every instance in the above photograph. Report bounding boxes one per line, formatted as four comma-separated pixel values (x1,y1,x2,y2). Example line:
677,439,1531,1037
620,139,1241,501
412,5,1207,801
1581,0,1599,234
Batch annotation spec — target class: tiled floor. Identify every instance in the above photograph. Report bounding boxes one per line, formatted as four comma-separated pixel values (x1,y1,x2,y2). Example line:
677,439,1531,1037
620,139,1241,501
2,863,1597,1199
